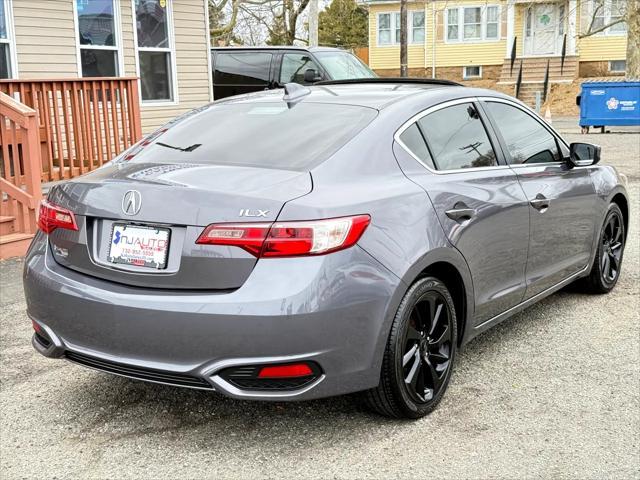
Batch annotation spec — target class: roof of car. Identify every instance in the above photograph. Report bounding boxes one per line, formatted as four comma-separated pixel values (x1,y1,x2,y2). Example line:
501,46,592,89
216,81,511,110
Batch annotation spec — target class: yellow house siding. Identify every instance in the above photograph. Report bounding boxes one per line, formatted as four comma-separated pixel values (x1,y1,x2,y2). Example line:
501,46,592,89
12,0,78,78
368,1,507,70
368,4,427,70
433,0,506,67
576,0,626,61
514,4,525,57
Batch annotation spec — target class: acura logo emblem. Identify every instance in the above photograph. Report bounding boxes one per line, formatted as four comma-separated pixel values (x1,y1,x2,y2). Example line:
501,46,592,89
122,190,142,215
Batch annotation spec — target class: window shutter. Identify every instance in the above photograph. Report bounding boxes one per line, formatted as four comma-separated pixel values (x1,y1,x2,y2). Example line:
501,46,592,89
436,10,445,41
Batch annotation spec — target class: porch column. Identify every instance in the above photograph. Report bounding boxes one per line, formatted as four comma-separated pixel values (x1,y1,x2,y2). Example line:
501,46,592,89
567,0,577,55
506,0,516,57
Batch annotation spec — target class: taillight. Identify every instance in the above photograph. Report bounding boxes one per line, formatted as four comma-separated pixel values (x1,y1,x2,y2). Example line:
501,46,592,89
196,215,370,258
37,200,78,234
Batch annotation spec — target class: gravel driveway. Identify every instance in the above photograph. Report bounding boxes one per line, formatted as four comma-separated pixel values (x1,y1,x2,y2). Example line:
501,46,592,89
1,118,638,480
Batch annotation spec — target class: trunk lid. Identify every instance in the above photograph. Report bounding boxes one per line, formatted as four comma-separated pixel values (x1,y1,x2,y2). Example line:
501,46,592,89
47,162,312,290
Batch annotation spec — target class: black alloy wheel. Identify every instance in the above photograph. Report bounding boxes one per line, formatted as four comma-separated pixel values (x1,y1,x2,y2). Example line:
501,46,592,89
600,210,624,285
402,290,453,404
581,202,626,294
364,276,457,419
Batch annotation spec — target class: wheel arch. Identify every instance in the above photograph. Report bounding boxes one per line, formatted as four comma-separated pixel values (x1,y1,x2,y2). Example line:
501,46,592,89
398,248,475,347
611,192,629,239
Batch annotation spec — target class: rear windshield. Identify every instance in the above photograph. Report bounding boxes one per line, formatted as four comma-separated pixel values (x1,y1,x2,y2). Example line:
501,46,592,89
126,102,377,171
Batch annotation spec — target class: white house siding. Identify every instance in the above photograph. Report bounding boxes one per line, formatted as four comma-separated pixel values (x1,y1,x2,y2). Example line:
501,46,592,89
12,0,78,78
9,0,213,134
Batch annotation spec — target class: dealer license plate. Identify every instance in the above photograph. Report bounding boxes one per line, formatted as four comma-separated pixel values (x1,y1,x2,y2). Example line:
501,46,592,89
108,224,170,269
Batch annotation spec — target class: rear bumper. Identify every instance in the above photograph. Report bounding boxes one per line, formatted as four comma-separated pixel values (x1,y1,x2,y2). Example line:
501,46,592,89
24,233,402,401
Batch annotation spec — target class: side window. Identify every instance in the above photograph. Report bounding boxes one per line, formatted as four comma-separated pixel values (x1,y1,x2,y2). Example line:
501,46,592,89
398,123,435,169
417,103,497,170
484,102,560,164
214,52,272,85
280,53,321,85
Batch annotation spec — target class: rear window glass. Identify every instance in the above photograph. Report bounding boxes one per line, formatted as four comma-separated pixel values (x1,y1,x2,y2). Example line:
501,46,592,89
126,102,377,171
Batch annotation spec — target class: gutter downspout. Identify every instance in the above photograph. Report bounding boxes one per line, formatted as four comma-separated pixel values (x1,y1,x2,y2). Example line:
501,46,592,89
424,3,428,76
432,1,436,78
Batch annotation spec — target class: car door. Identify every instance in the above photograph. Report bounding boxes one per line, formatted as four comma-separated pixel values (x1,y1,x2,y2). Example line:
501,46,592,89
480,98,598,298
212,50,274,100
395,99,530,324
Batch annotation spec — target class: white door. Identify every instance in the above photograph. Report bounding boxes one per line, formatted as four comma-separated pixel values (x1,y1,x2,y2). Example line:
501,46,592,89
524,4,558,55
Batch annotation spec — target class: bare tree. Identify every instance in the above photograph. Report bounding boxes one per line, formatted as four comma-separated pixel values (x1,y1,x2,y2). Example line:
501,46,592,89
235,0,311,45
400,0,408,77
576,0,637,77
209,0,240,41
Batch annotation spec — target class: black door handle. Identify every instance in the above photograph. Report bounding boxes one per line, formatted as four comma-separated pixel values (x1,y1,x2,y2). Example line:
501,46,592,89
445,203,475,222
530,193,550,211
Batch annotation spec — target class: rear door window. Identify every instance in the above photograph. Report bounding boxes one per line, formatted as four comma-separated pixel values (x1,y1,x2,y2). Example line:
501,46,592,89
214,52,272,85
418,103,498,170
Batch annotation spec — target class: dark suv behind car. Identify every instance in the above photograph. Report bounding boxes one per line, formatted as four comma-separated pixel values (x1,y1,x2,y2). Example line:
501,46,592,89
211,46,376,100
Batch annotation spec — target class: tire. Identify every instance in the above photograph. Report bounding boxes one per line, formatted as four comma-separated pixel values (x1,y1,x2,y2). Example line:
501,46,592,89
580,203,626,294
363,276,457,419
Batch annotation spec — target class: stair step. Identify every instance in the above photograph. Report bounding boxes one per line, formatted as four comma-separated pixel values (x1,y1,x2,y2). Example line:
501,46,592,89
0,232,34,244
0,232,34,259
0,216,16,236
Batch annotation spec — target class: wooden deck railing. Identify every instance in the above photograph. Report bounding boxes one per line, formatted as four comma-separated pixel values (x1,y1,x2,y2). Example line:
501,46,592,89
0,92,42,237
0,78,143,182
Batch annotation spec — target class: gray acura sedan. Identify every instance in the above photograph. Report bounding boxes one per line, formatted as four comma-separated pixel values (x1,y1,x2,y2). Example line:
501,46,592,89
24,80,629,418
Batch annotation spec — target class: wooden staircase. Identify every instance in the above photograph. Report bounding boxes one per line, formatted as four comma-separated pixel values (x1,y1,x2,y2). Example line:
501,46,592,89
498,56,578,108
1,93,42,260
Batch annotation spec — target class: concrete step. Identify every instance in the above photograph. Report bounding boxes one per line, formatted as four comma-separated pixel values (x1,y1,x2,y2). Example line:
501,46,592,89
499,56,578,84
0,216,16,236
0,232,34,259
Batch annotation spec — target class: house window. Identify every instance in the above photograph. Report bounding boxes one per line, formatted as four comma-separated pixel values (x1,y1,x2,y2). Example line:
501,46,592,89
75,0,121,77
463,66,482,79
412,11,425,43
609,0,627,33
609,60,626,72
463,7,482,40
447,5,501,42
486,6,499,39
591,0,627,34
0,0,16,79
134,0,176,102
558,5,565,35
377,11,426,45
447,8,459,41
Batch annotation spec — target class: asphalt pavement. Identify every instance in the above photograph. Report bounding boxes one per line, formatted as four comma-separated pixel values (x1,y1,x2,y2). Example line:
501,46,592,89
1,118,638,479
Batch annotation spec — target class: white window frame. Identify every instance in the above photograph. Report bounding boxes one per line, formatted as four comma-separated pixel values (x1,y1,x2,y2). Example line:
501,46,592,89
0,0,18,78
445,5,502,43
590,0,627,36
72,0,125,78
131,0,179,106
608,60,626,72
463,65,482,79
377,11,426,46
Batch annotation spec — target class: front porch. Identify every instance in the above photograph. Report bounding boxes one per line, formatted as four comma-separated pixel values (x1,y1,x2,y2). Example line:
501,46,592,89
500,0,580,106
0,78,143,259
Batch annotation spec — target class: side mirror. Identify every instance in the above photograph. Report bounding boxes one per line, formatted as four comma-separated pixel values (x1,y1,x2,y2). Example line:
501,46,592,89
567,142,601,167
303,69,322,83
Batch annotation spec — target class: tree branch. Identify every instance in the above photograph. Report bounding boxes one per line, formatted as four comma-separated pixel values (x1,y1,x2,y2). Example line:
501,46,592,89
580,17,626,37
